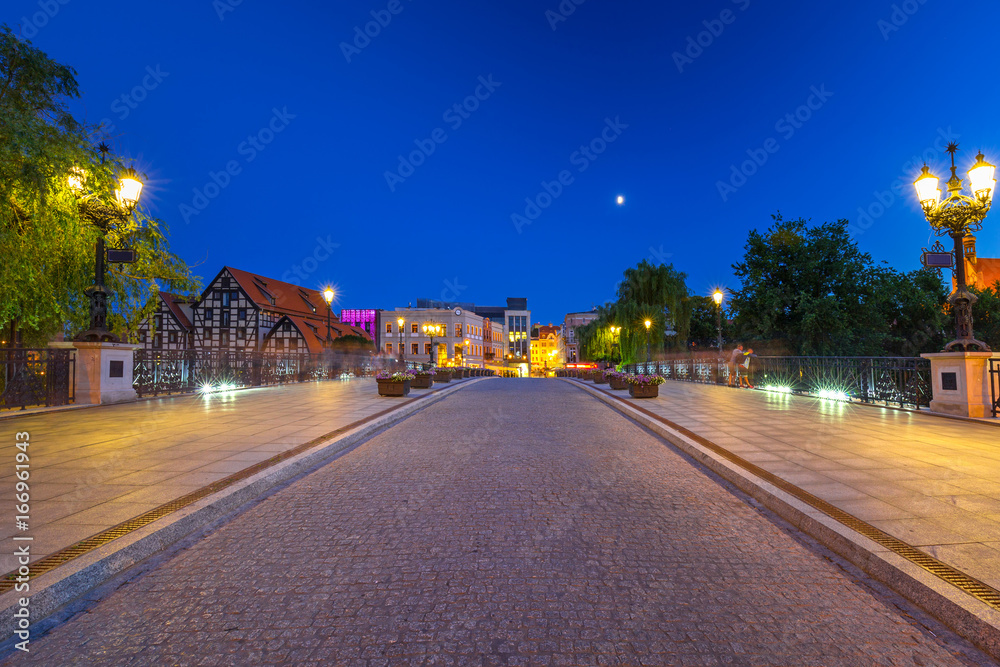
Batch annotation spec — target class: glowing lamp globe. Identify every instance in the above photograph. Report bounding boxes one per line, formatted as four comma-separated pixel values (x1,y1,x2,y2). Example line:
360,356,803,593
968,152,996,202
115,168,143,210
67,167,86,194
644,320,651,329
914,165,941,208
322,288,335,305
713,290,723,306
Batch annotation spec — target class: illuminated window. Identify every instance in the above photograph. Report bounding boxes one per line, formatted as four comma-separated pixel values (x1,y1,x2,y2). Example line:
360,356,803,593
386,343,393,354
386,323,392,334
412,343,419,355
455,324,462,338
411,323,418,334
424,343,431,355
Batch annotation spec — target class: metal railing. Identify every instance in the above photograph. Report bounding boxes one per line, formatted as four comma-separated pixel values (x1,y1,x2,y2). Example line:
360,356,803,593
134,350,390,398
621,355,932,409
990,358,999,418
0,348,75,410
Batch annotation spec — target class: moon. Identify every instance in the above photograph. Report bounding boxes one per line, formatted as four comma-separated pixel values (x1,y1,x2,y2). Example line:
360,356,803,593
616,195,625,205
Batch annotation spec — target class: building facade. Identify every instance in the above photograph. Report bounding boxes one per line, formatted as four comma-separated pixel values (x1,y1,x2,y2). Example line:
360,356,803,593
137,292,194,352
379,307,491,368
530,324,564,373
563,310,599,362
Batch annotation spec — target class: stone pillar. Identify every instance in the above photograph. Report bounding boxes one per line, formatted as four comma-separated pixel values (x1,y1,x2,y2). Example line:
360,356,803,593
921,351,1000,418
51,341,140,405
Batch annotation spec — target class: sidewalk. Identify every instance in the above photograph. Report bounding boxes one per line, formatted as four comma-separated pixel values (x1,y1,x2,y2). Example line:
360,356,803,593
0,378,455,575
574,378,1000,591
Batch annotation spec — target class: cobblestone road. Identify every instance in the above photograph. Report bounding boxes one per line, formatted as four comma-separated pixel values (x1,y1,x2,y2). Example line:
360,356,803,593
7,380,995,665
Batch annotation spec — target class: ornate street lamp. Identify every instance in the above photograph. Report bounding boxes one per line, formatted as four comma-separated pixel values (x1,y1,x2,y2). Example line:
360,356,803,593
644,319,652,363
712,290,724,351
610,325,621,365
68,150,143,342
322,287,335,347
397,317,405,363
422,323,442,365
914,143,994,351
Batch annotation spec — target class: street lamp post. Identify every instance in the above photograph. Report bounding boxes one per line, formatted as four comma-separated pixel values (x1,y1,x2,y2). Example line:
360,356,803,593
322,288,335,348
644,319,652,363
712,290,724,351
610,325,621,366
422,323,441,365
914,143,995,351
68,152,143,342
397,317,405,364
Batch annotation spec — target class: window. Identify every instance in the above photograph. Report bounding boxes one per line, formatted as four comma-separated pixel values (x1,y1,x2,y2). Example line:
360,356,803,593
204,327,213,344
237,327,246,340
365,322,371,332
283,321,292,332
411,343,419,355
220,330,230,346
386,343,393,354
168,331,177,344
455,324,462,338
236,308,245,321
289,339,297,352
205,308,213,322
153,333,162,349
140,331,147,343
276,339,284,351
386,323,392,334
424,343,431,355
221,311,231,326
411,323,418,334
221,276,231,288
221,292,231,307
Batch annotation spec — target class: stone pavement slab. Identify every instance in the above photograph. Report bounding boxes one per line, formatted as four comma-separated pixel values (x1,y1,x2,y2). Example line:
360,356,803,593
0,378,444,575
5,380,992,665
583,379,1000,600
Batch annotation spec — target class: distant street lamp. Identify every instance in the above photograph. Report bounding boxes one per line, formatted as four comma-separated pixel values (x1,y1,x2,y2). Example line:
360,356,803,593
644,319,652,363
712,290,724,351
397,317,405,363
422,323,442,365
322,287,335,347
914,143,995,351
610,325,621,365
68,150,143,342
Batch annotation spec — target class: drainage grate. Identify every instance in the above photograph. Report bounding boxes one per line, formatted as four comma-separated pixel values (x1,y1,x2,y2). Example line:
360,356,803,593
594,385,1000,611
0,389,444,594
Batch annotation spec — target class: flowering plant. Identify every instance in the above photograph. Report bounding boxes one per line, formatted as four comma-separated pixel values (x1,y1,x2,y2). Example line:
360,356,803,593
376,371,415,382
604,369,624,380
624,373,665,386
412,367,436,376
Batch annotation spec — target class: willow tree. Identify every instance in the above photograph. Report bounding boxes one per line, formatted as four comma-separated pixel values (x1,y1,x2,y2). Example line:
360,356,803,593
0,25,196,345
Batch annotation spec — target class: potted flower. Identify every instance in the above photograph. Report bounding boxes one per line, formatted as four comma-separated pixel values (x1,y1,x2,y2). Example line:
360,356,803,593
434,368,452,383
411,367,435,389
593,369,609,384
624,373,665,398
376,370,414,397
606,369,628,390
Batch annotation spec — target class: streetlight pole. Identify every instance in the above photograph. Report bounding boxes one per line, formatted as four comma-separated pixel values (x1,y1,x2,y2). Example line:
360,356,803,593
644,319,652,363
422,323,440,366
914,143,995,351
322,288,335,348
397,317,405,364
610,325,621,367
713,290,724,351
68,148,144,342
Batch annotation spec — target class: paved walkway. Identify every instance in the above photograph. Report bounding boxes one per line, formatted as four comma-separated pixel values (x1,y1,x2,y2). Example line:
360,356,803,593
586,378,1000,593
0,378,437,574
6,380,993,665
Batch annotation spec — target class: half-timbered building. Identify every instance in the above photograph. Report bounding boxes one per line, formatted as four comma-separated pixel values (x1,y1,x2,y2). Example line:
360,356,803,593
137,292,194,352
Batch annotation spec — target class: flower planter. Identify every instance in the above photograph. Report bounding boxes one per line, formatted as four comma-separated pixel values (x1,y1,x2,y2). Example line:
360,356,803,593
411,375,433,389
594,375,608,384
435,371,452,383
377,380,411,397
609,376,628,390
628,384,659,398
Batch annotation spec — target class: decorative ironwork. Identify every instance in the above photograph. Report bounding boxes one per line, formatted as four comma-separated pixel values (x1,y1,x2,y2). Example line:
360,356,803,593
623,355,932,409
0,349,75,410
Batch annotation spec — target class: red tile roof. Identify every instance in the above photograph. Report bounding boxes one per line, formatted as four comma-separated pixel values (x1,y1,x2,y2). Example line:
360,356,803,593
273,315,373,354
159,291,193,329
225,267,338,321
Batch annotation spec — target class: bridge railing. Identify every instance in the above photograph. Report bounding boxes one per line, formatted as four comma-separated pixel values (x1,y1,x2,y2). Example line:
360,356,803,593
990,358,1000,418
0,348,75,410
621,355,932,409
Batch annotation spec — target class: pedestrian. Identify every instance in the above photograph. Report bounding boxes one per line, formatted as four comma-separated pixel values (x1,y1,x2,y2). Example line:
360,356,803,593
728,344,746,387
740,347,757,389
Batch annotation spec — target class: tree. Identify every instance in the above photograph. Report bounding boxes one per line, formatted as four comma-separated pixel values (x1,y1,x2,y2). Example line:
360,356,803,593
971,280,1000,350
0,25,197,346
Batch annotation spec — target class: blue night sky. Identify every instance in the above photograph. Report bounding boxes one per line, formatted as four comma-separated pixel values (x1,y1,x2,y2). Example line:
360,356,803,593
8,0,999,326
